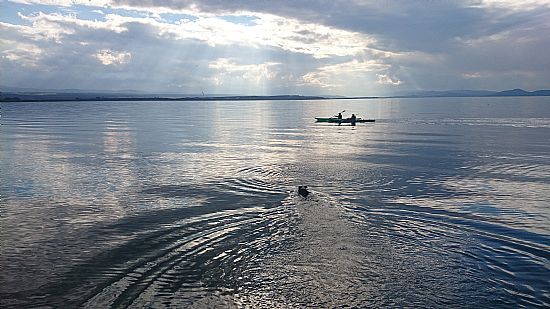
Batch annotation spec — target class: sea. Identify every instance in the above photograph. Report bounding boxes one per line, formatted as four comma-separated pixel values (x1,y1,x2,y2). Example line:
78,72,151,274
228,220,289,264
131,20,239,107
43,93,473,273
1,97,549,308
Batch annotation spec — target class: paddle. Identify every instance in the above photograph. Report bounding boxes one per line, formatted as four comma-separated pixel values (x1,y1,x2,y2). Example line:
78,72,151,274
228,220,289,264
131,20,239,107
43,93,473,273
333,110,345,117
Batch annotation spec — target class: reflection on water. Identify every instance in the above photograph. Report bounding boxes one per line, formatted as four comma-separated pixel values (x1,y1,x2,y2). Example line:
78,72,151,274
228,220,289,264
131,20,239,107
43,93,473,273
1,98,549,307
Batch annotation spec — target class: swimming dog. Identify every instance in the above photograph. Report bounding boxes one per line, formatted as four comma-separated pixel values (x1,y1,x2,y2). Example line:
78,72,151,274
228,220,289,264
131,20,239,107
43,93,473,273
298,186,310,198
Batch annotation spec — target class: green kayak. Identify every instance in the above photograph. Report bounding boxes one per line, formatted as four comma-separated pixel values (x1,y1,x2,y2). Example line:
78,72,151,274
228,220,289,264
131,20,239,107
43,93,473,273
315,117,375,123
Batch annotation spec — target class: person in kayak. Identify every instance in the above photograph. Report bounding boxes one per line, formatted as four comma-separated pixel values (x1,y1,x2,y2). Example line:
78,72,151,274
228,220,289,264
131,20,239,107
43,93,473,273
350,114,357,126
337,112,343,125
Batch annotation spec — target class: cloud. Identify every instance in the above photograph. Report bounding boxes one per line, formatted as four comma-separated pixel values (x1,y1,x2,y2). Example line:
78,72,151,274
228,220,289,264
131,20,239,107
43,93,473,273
95,49,131,65
9,0,111,7
301,59,388,86
462,72,484,79
1,0,549,94
474,0,550,11
14,10,374,58
0,39,43,67
209,58,281,83
377,73,402,85
16,11,127,42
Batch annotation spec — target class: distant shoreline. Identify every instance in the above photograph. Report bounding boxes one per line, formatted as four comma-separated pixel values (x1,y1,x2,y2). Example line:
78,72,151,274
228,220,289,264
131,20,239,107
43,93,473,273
1,89,549,103
0,95,329,103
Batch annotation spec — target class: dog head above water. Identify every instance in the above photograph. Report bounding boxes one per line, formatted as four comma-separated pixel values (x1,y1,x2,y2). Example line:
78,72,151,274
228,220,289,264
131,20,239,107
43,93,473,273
298,186,309,198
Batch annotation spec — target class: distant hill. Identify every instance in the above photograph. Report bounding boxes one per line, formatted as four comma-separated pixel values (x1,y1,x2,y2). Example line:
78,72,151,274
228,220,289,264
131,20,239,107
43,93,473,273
396,90,497,97
0,85,147,94
393,89,550,98
490,89,550,96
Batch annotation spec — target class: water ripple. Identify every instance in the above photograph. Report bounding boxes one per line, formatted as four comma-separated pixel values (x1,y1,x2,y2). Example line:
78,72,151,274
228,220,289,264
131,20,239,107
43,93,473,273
2,99,549,308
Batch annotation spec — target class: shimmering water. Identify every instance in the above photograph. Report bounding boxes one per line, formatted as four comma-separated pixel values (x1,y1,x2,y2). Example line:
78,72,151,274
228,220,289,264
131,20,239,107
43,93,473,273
1,97,549,308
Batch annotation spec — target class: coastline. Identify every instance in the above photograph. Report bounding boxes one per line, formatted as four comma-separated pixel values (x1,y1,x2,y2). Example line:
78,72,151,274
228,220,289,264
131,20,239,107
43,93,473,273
1,89,549,103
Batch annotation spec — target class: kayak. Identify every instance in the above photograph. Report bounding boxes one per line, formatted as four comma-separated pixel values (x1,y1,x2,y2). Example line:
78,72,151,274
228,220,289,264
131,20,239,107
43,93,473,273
315,117,375,123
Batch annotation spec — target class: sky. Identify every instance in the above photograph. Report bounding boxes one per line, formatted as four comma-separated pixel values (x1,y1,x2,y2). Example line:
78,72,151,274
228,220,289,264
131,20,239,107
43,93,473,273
1,0,550,96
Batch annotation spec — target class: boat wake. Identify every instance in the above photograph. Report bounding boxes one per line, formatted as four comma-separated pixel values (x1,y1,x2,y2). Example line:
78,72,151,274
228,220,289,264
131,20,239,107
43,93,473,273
2,186,548,308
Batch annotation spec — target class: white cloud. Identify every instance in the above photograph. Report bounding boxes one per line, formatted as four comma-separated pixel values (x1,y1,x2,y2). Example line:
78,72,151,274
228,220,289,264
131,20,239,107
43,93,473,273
473,0,550,11
209,58,281,83
9,0,111,7
462,72,484,79
14,8,376,59
376,73,402,85
94,49,131,65
301,59,388,88
16,12,127,43
158,12,375,59
247,14,375,59
0,39,43,67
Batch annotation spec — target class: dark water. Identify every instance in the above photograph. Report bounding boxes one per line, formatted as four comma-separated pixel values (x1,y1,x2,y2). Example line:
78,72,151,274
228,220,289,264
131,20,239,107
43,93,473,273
1,97,549,308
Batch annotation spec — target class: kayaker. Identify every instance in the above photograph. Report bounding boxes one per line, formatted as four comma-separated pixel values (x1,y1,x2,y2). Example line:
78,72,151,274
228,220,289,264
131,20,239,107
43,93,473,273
337,112,343,125
350,114,357,126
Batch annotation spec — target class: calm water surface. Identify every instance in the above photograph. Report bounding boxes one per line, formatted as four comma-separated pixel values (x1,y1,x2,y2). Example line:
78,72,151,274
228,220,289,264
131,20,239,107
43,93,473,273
1,97,549,308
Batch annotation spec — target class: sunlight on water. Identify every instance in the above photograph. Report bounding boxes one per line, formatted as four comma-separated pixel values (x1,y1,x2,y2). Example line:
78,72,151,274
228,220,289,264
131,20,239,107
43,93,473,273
1,97,549,307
